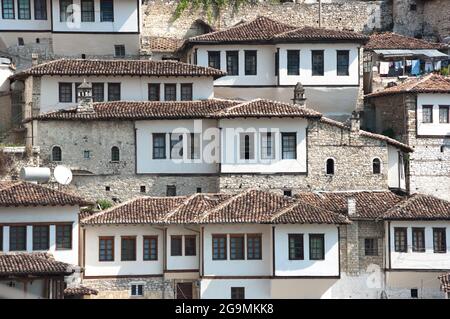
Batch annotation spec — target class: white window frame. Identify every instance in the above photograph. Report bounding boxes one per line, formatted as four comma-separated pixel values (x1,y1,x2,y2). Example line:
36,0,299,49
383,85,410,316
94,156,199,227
130,282,145,297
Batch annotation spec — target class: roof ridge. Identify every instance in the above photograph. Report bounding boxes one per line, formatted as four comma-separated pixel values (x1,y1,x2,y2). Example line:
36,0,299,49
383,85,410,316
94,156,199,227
268,200,300,222
162,193,201,222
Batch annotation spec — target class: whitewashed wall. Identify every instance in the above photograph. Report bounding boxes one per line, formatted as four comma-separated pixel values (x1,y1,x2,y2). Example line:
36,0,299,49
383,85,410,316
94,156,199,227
219,118,308,173
0,63,13,92
39,75,215,113
388,221,450,270
274,224,340,277
416,94,450,136
0,0,51,31
0,205,79,265
387,145,406,190
166,225,200,271
200,278,271,299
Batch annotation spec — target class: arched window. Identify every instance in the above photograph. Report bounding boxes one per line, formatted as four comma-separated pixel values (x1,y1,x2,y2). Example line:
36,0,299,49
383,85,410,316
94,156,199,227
326,158,335,175
372,158,381,174
52,146,62,162
111,146,120,162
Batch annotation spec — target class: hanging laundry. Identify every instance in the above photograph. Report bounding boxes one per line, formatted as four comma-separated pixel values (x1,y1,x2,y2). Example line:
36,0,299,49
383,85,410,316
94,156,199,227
406,60,412,66
379,61,390,75
435,61,442,71
411,60,420,75
394,61,403,71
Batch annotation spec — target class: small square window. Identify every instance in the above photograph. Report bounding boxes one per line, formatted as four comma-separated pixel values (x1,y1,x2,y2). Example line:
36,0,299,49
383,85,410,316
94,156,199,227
166,185,176,197
84,150,91,159
140,186,146,193
196,187,202,193
105,186,111,191
114,45,125,58
283,189,292,197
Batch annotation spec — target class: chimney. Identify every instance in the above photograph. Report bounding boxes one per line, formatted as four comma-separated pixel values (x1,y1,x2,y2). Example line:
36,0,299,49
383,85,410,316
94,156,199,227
31,53,39,66
292,82,306,107
350,111,360,132
76,79,94,113
347,197,356,216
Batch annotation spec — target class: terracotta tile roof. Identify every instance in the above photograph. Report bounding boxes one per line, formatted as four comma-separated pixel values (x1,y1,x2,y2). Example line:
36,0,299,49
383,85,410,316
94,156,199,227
273,26,368,43
0,181,92,207
381,194,450,220
365,32,447,50
13,58,225,79
295,191,404,219
439,273,450,293
144,37,186,53
64,285,98,296
0,253,74,277
366,74,450,98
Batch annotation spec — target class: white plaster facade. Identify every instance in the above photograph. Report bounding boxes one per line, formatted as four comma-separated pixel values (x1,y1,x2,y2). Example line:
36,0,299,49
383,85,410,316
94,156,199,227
416,94,450,137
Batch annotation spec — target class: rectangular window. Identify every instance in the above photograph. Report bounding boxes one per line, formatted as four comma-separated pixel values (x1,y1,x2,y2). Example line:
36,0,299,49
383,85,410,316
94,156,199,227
239,133,255,160
394,227,407,252
231,287,245,299
247,234,262,260
281,132,297,159
152,133,166,159
18,0,31,19
288,234,304,260
309,234,325,260
230,235,245,260
184,235,196,256
100,0,114,22
56,224,72,250
59,82,72,103
107,83,121,101
337,50,350,76
412,227,425,252
275,50,279,76
312,50,324,76
34,0,47,20
148,83,160,101
81,0,94,22
208,51,221,70
260,132,275,160
114,45,125,58
99,236,114,261
439,106,449,123
422,105,433,123
226,51,239,75
92,83,104,102
121,236,136,261
433,228,446,253
0,226,2,251
364,238,378,256
164,84,177,101
130,284,144,296
2,0,14,19
189,133,201,160
32,225,49,251
60,0,73,22
170,133,183,159
212,234,227,260
170,235,182,256
9,226,26,251
244,50,257,75
143,236,158,261
180,83,193,101
287,50,300,75
166,185,176,196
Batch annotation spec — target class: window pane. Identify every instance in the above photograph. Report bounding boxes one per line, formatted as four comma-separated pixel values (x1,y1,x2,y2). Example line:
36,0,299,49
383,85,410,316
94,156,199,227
9,226,27,251
226,51,239,75
92,83,104,102
2,0,15,19
247,234,262,260
287,50,300,75
309,234,325,260
60,0,73,22
372,158,381,174
170,236,182,256
422,106,433,123
239,133,254,160
52,146,62,161
212,235,227,260
59,83,72,103
230,235,244,260
100,0,114,22
121,237,136,261
107,83,121,101
166,185,176,196
208,51,221,70
244,50,257,75
189,133,201,160
153,133,166,159
170,133,183,159
180,83,193,101
33,225,49,250
282,133,296,159
148,84,160,101
312,50,324,76
364,238,378,256
288,234,303,260
18,0,31,19
164,84,177,101
433,228,446,253
111,146,120,162
261,132,275,160
0,226,2,251
439,106,449,123
99,237,114,261
394,227,407,252
143,236,157,260
56,224,72,249
412,228,425,252
184,236,196,256
337,50,350,76
231,287,245,299
81,0,94,22
114,45,125,58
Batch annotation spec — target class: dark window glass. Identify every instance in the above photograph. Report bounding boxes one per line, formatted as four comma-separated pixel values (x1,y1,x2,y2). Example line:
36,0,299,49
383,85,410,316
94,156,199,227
275,50,279,76
189,133,200,160
326,158,335,175
121,237,136,261
283,189,292,197
287,50,300,75
18,0,31,19
81,0,94,22
364,238,378,256
59,83,72,103
309,234,325,260
60,0,73,22
239,133,254,160
184,236,196,256
170,236,182,256
107,83,121,101
212,235,227,260
394,227,407,252
433,228,446,253
56,224,72,249
247,234,262,260
412,228,425,252
99,237,114,261
33,225,49,250
148,83,160,101
422,105,433,123
230,235,245,260
2,0,14,19
34,0,47,20
373,158,381,174
282,132,297,159
244,50,257,75
226,51,239,75
231,287,245,299
166,185,176,197
18,37,24,46
9,226,26,251
131,284,144,296
208,51,221,70
143,236,157,260
288,234,303,260
114,45,125,58
261,132,274,160
180,83,193,101
439,106,449,123
92,83,104,102
312,50,324,76
140,185,146,193
164,84,177,101
411,288,418,298
52,146,62,161
0,226,2,251
170,133,183,159
111,146,120,162
337,50,350,76
100,0,114,22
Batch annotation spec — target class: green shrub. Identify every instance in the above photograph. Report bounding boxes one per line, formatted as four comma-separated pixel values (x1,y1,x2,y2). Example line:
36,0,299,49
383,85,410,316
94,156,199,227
96,199,113,210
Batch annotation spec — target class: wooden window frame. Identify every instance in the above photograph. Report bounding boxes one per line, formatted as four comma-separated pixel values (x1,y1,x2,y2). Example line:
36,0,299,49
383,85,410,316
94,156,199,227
412,227,425,253
111,146,120,162
100,0,114,22
394,227,407,252
143,236,158,261
364,237,378,256
107,82,121,101
229,234,245,260
244,50,257,76
226,50,239,76
18,0,31,20
287,50,300,76
247,233,262,260
207,51,221,70
288,233,304,260
337,50,350,76
212,234,227,260
433,228,447,253
92,82,104,102
32,225,50,251
311,50,325,76
439,105,449,124
422,105,433,124
99,236,115,262
184,235,196,256
56,224,72,250
9,225,27,251
170,235,183,256
180,83,193,101
121,236,137,261
80,0,95,22
281,132,297,160
148,83,160,101
309,233,325,260
58,82,72,103
2,0,15,19
164,83,177,101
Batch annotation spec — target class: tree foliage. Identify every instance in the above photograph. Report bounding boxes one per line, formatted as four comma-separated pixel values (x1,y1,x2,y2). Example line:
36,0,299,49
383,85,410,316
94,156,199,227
173,0,257,21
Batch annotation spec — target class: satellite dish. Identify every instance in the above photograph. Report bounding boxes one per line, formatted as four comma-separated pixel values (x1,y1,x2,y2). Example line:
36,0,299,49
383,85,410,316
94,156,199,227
54,165,73,185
